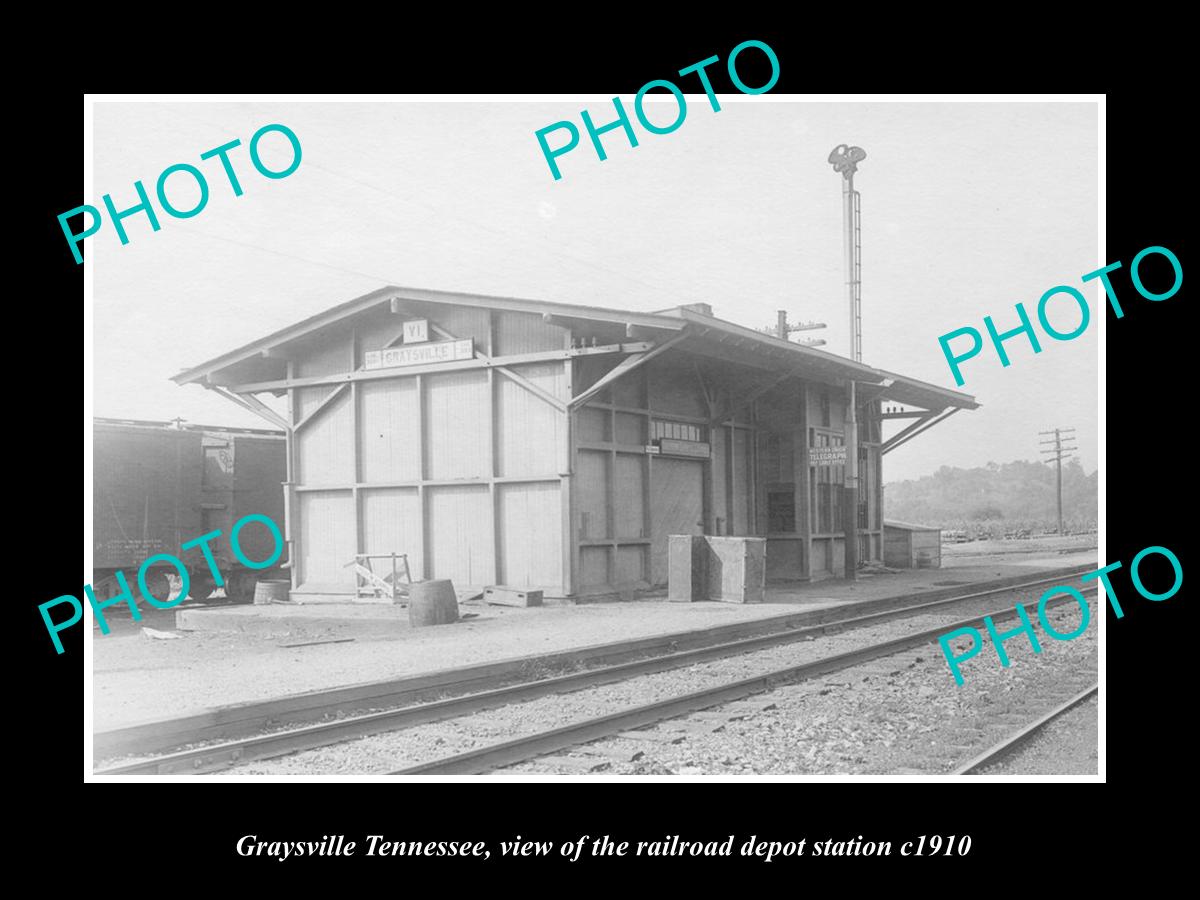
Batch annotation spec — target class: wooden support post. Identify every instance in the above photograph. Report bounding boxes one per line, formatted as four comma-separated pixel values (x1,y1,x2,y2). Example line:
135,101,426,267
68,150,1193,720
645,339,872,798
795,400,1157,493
488,363,499,585
700,367,716,536
724,423,734,535
797,382,811,578
640,370,651,583
285,361,299,588
351,331,362,565
844,381,858,581
607,406,617,587
417,373,428,580
561,354,576,597
750,400,760,534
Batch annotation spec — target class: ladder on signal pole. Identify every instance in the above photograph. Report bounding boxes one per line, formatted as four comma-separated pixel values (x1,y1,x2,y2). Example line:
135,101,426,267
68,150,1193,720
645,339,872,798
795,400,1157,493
852,188,863,362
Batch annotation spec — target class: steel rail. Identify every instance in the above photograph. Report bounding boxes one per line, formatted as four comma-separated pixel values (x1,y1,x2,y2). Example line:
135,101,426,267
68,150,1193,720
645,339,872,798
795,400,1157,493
390,589,1098,775
95,567,1092,761
94,574,1094,777
96,571,1089,763
951,684,1098,775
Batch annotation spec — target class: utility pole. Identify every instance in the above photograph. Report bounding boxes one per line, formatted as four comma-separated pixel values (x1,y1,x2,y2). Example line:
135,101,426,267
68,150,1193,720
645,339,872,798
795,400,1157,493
763,310,828,345
830,144,866,579
1038,427,1077,534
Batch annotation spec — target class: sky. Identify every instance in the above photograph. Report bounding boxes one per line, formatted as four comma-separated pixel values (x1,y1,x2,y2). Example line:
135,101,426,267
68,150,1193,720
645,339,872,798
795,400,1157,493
90,99,1098,483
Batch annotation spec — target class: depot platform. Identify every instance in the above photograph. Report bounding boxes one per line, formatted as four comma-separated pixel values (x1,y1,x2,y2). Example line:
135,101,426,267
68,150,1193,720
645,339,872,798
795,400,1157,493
91,550,1096,732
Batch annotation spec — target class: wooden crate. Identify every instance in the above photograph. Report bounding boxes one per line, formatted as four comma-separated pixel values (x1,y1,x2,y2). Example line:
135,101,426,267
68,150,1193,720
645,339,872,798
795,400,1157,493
483,585,544,608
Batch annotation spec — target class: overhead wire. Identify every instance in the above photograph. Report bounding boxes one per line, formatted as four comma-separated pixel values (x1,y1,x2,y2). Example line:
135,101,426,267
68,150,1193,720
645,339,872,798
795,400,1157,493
130,102,789,321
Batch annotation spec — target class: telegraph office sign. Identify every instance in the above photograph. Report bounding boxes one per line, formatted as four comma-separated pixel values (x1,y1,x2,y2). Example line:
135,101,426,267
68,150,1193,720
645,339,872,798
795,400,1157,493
364,338,474,370
810,445,848,465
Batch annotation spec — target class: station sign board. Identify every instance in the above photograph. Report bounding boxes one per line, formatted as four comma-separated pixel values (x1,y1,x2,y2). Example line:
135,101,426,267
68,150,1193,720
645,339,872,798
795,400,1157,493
657,438,711,459
364,338,474,370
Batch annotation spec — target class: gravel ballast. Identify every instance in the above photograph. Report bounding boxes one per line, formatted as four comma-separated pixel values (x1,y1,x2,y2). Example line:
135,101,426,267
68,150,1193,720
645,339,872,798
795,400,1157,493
226,594,1098,775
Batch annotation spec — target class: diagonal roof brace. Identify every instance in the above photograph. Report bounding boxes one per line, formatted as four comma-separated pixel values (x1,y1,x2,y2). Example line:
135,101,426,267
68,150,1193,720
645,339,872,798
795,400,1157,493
882,406,960,455
568,332,690,410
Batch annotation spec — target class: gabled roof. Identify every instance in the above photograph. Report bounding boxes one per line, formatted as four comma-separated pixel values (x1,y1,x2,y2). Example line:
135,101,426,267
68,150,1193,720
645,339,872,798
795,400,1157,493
172,285,978,413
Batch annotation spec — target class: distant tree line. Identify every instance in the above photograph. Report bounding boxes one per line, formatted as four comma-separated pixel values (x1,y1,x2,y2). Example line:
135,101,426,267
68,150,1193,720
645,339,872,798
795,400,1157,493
884,459,1097,538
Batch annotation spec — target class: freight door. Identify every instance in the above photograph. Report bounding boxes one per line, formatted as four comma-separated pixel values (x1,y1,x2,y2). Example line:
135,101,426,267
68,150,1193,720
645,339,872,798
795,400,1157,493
649,456,705,585
201,441,235,536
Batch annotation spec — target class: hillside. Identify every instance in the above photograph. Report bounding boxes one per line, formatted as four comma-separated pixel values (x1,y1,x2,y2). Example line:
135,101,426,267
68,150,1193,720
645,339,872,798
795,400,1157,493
884,459,1097,536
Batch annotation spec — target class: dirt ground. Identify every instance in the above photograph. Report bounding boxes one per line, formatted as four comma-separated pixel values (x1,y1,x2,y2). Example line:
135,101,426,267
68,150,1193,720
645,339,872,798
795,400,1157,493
941,533,1097,560
91,550,1097,733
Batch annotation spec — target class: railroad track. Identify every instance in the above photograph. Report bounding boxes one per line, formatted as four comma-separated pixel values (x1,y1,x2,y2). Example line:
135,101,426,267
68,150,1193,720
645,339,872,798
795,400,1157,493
389,590,1097,774
951,684,1099,775
95,571,1095,777
96,567,1090,762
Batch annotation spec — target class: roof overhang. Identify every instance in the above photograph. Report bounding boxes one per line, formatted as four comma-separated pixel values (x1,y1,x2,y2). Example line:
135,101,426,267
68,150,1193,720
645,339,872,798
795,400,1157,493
171,286,686,389
172,285,978,416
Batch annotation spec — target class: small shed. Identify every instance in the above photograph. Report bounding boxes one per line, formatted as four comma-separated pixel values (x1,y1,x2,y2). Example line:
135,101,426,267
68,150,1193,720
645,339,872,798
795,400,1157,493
883,520,942,569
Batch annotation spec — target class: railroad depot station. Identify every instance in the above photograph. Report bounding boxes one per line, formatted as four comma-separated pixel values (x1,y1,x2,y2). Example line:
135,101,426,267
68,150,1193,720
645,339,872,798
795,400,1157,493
173,286,979,601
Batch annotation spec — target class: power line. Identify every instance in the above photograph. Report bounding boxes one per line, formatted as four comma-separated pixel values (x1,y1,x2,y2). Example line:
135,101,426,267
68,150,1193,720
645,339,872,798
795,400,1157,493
149,104,720,312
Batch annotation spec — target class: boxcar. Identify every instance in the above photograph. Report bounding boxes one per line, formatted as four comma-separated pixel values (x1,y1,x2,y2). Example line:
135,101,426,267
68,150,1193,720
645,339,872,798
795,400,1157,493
92,418,287,602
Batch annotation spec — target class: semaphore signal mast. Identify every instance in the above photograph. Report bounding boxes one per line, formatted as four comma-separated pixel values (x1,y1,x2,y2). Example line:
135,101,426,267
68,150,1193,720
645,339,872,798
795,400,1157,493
830,143,866,579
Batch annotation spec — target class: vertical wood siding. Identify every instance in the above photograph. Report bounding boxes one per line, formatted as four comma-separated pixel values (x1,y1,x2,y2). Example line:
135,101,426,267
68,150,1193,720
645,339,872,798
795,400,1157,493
425,371,490,480
427,485,492,585
732,428,751,534
360,488,423,578
299,491,355,588
296,389,354,484
359,380,421,483
649,457,705,585
493,311,564,355
576,451,608,540
429,307,491,346
579,546,609,588
647,358,707,417
613,455,644,538
496,362,564,477
497,482,561,588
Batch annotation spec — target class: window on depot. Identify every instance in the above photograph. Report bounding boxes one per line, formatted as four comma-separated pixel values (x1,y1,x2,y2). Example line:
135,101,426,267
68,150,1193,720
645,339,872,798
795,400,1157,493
811,432,845,534
650,419,706,443
768,489,795,533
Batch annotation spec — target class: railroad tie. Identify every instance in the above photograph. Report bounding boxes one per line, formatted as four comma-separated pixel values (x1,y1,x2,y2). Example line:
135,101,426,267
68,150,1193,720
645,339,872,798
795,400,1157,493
614,730,687,744
581,744,647,763
661,720,727,735
532,755,613,774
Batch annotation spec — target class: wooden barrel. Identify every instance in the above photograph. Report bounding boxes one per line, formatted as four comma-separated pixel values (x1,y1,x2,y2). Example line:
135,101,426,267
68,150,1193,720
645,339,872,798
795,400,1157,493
253,579,291,605
408,579,459,627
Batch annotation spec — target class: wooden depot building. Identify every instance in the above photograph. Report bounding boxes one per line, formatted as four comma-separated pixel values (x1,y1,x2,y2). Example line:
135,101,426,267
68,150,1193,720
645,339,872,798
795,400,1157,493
174,287,978,599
